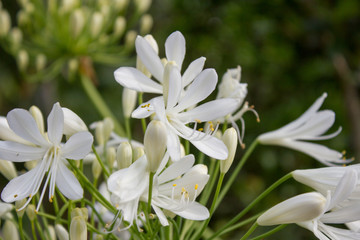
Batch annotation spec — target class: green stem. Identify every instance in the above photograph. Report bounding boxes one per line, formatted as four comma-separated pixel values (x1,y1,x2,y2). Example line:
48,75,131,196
240,222,258,240
200,160,219,205
30,221,37,240
148,172,155,214
92,145,110,177
138,93,147,134
34,219,46,240
216,140,259,209
36,212,67,224
222,213,261,236
192,173,225,240
80,74,125,136
208,172,292,240
249,224,287,240
125,116,132,141
19,216,25,240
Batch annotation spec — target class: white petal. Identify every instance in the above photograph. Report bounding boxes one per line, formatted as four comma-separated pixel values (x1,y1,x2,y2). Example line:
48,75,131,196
152,204,169,226
157,154,195,184
135,36,164,81
62,108,88,135
0,117,31,144
0,201,13,216
173,202,209,221
47,103,64,145
328,169,357,210
1,164,44,202
165,31,186,70
192,136,230,160
55,162,83,200
322,204,360,224
114,67,162,93
165,130,182,162
0,141,45,162
163,62,182,109
182,57,206,87
177,98,240,124
61,132,93,160
174,69,217,113
7,108,47,146
131,99,156,119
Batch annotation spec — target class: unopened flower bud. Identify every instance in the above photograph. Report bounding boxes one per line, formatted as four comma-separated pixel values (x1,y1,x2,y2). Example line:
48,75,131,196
91,12,103,38
15,199,27,217
55,224,69,240
144,120,167,172
113,0,128,12
70,9,85,38
94,234,104,240
17,10,29,27
9,28,23,50
17,49,29,71
257,192,327,226
133,146,144,161
140,14,153,35
0,10,10,37
103,118,114,142
48,225,56,240
24,2,35,13
62,107,88,136
29,105,45,135
106,147,116,168
68,58,79,76
122,88,137,118
220,128,238,173
125,30,137,50
61,0,79,13
134,0,151,14
95,122,104,145
92,157,102,179
25,160,38,170
35,54,47,71
26,204,36,221
3,220,19,240
71,207,88,220
0,160,17,180
113,16,126,38
116,142,132,169
0,202,13,217
70,216,87,240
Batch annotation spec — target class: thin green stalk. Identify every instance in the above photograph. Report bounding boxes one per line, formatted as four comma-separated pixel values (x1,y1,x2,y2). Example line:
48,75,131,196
216,140,259,209
221,213,261,236
192,173,225,240
148,172,155,214
240,222,258,240
208,172,292,240
80,74,125,136
199,160,219,205
197,152,205,164
138,93,147,134
249,224,287,240
125,116,132,140
36,212,67,225
92,145,110,177
34,219,46,240
19,216,25,240
185,140,190,155
52,193,59,214
30,221,37,240
56,201,70,224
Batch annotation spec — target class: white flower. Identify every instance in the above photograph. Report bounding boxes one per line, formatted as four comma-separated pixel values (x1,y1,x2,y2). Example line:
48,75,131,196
0,103,93,211
107,153,209,229
258,93,348,166
258,169,360,239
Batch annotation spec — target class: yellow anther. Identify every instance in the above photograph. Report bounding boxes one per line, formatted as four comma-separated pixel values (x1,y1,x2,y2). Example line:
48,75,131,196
195,119,201,123
14,194,18,198
256,118,260,123
35,210,38,214
195,184,198,190
115,204,119,208
29,194,32,198
198,128,203,132
181,187,186,193
342,150,346,155
173,184,177,187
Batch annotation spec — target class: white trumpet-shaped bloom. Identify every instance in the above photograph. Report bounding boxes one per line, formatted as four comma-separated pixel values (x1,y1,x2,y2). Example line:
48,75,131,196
258,169,360,239
0,103,93,211
107,153,209,229
258,93,348,166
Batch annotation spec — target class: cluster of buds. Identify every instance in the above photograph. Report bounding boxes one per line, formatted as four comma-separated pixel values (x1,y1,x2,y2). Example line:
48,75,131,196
0,0,153,82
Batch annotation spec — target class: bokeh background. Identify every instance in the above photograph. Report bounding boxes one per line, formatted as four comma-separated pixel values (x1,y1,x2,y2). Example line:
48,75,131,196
1,0,360,239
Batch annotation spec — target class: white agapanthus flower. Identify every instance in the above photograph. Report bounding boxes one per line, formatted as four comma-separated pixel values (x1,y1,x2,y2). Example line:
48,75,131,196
258,169,360,239
216,66,259,148
258,93,349,166
0,103,93,211
107,153,209,229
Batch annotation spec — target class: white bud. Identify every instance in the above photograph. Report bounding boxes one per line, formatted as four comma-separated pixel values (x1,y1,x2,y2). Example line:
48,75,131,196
140,14,153,35
17,10,29,27
257,192,327,226
48,225,56,240
3,220,19,240
220,128,238,173
9,28,23,50
55,224,69,240
15,199,27,217
70,9,85,38
134,0,151,14
133,146,144,161
124,30,137,50
26,204,36,221
92,157,102,179
106,147,116,168
68,58,79,77
0,202,14,217
71,207,88,220
103,118,114,142
0,160,17,180
94,234,104,240
162,61,179,108
24,2,35,13
0,10,10,37
95,122,104,145
17,49,29,71
144,120,167,172
122,88,137,118
113,16,126,38
91,12,103,38
62,107,88,136
35,54,47,71
113,0,128,12
29,105,45,135
70,216,87,240
61,0,79,13
116,142,132,169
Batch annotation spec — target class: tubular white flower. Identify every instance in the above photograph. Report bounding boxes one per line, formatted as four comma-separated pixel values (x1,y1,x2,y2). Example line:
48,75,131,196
258,93,348,166
220,128,238,174
0,103,93,212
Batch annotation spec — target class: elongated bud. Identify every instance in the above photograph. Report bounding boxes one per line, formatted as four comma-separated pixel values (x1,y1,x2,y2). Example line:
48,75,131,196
17,10,29,27
113,16,126,38
26,204,36,221
9,28,23,50
95,122,104,145
70,9,85,38
55,224,69,240
257,192,327,226
61,0,79,13
0,202,13,217
3,220,19,240
144,120,167,172
92,157,102,179
91,12,103,38
0,10,10,37
70,216,87,240
71,207,88,220
106,147,116,168
49,225,56,240
94,234,104,240
29,106,45,135
62,108,88,136
220,128,238,173
68,58,79,76
116,142,132,169
103,118,114,142
36,54,47,71
17,49,29,71
140,14,153,35
133,146,144,161
0,160,17,180
125,30,137,50
162,61,179,108
15,199,27,217
122,88,137,118
134,0,151,14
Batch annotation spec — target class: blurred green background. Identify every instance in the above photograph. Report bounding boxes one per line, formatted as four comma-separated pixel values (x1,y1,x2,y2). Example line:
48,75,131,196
1,0,360,239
